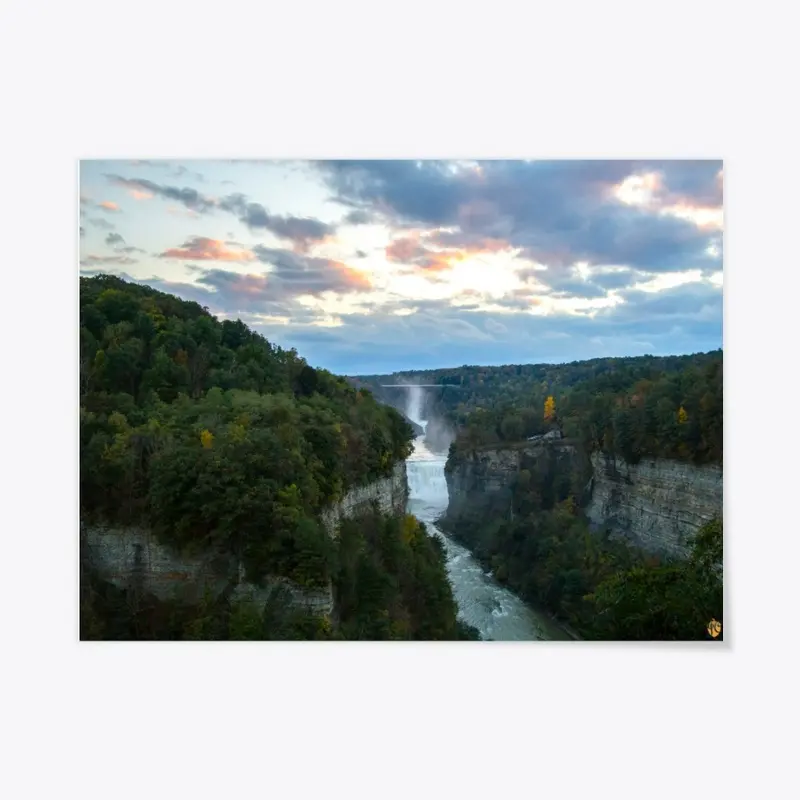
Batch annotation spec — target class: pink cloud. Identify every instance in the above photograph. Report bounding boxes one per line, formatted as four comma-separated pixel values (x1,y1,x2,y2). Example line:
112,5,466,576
160,236,255,262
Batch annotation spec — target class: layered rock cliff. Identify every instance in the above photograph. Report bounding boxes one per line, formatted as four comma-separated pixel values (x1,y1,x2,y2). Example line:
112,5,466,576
81,462,409,616
585,453,722,557
444,437,582,522
444,443,722,558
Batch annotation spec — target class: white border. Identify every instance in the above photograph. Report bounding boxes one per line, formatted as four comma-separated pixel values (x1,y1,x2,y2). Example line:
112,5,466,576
3,1,799,797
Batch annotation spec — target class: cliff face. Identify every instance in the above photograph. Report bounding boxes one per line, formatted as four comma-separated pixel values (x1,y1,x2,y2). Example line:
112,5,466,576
585,453,722,557
444,439,580,521
81,462,409,615
320,462,408,535
444,443,722,558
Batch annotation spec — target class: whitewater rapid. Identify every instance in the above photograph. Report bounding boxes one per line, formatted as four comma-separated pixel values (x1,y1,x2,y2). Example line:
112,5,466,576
404,407,570,641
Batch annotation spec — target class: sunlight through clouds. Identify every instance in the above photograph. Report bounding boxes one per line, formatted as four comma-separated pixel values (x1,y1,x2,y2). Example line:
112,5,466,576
79,158,723,371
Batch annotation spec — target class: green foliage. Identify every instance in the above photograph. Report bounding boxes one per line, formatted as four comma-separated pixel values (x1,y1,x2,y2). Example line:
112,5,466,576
356,350,722,466
333,511,463,640
80,276,466,641
587,518,723,640
79,566,341,641
80,275,417,628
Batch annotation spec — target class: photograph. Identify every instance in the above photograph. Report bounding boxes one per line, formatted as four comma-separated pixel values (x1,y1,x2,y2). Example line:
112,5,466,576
78,159,723,641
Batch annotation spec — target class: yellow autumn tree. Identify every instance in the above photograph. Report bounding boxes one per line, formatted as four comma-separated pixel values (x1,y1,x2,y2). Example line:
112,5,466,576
544,395,556,423
677,406,688,425
200,429,214,448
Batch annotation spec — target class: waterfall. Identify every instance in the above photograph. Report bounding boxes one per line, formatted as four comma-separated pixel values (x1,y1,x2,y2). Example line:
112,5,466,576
396,382,570,640
405,431,569,641
406,384,425,430
406,459,448,499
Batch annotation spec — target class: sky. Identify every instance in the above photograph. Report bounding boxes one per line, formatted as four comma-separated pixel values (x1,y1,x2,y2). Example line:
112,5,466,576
79,159,723,375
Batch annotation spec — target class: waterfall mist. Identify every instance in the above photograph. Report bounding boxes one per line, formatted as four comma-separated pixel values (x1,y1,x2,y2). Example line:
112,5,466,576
406,384,425,429
398,381,454,454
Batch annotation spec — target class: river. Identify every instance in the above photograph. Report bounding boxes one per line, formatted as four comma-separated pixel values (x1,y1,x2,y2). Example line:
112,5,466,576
404,417,572,641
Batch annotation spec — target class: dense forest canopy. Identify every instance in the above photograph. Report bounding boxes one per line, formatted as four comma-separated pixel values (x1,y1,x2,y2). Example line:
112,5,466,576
80,275,416,589
351,349,723,466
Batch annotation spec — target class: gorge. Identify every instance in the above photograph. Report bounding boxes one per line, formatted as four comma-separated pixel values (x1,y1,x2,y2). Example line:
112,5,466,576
402,385,571,641
79,276,722,640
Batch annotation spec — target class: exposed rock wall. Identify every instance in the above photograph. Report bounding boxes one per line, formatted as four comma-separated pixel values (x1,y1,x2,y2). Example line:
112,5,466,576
444,443,722,558
81,462,409,615
79,524,237,604
320,462,408,536
585,453,723,557
444,440,580,521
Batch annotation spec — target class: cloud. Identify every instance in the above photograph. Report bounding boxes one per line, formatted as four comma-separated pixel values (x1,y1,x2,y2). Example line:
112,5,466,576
105,174,216,213
98,201,121,213
80,255,138,266
218,193,334,250
160,236,255,262
343,209,374,225
261,294,721,375
484,318,508,335
384,231,513,275
100,248,373,326
252,246,371,296
127,160,170,169
82,160,722,374
104,173,336,252
100,231,146,254
315,160,722,273
87,217,115,230
173,164,205,182
611,281,722,322
80,226,85,237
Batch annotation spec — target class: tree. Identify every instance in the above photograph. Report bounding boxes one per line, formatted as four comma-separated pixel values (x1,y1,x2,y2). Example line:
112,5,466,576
500,413,523,441
678,405,688,425
544,395,556,424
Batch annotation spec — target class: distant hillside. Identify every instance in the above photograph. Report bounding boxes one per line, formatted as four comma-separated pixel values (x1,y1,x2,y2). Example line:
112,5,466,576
351,350,723,466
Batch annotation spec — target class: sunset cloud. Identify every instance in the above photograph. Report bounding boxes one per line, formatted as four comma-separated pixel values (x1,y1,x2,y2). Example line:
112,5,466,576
81,159,722,373
316,160,722,273
160,236,255,262
611,167,724,231
385,231,512,275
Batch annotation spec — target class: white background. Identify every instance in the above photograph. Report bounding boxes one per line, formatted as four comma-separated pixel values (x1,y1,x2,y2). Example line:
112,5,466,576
2,1,798,798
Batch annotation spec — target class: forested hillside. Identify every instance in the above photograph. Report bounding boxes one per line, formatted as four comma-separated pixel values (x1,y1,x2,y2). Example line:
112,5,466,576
79,275,472,639
353,350,723,466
